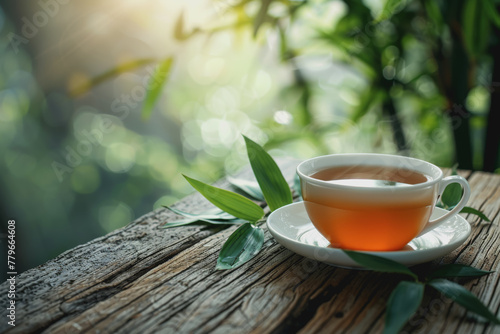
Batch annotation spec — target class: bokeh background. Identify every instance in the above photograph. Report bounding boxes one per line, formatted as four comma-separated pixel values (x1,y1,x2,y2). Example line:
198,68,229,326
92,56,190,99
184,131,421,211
1,0,499,274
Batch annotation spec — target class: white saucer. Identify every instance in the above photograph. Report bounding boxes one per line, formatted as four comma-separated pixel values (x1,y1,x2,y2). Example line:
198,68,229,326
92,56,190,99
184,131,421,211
267,202,471,269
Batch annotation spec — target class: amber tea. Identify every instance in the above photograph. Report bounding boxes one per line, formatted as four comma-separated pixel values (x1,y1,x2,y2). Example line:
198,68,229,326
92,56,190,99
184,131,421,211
303,165,434,251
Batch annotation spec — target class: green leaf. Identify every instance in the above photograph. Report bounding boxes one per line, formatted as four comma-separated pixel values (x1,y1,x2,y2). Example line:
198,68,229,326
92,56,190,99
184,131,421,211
427,264,494,280
160,219,198,228
243,136,293,212
160,206,245,228
428,279,500,324
343,250,418,280
441,166,463,208
277,22,289,61
196,217,246,225
476,2,492,55
463,0,479,57
216,223,265,270
376,0,408,22
163,206,237,221
183,175,264,222
384,281,424,334
423,0,444,31
483,0,500,27
174,11,187,40
351,89,374,123
462,0,490,58
253,0,272,37
142,57,174,120
460,206,491,222
227,176,265,201
161,217,245,228
69,58,157,97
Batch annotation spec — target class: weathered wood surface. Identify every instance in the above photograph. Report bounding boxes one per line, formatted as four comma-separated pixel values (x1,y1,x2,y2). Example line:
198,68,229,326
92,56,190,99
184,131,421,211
1,161,499,334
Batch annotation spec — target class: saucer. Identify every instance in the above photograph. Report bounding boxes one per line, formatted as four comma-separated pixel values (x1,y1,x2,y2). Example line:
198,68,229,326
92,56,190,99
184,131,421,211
267,202,471,269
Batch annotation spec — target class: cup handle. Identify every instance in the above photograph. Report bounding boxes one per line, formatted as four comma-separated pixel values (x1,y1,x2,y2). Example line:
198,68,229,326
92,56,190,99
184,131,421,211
417,175,471,237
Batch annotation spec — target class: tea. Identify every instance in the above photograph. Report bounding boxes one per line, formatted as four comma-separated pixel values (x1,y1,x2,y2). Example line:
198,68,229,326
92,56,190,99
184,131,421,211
303,165,434,251
311,165,429,187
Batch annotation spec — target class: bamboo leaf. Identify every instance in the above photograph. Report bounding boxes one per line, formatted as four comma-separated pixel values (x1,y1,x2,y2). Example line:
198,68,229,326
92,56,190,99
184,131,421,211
460,206,491,222
343,250,418,279
441,166,462,208
427,264,494,280
160,206,245,228
243,136,293,211
423,0,444,31
174,11,187,40
161,217,245,228
216,223,264,270
476,1,491,55
227,176,265,201
351,88,379,123
183,175,264,222
253,0,273,37
163,206,237,220
376,0,408,22
197,217,246,225
441,182,463,208
160,219,198,228
69,58,157,97
384,281,424,334
142,57,174,120
428,279,500,324
462,0,489,58
483,0,500,27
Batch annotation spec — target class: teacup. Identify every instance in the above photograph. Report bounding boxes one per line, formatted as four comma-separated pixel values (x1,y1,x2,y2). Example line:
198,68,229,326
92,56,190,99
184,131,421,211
297,153,470,251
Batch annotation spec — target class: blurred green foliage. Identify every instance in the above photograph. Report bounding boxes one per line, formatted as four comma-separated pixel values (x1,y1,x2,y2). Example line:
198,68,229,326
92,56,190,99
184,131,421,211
1,0,499,273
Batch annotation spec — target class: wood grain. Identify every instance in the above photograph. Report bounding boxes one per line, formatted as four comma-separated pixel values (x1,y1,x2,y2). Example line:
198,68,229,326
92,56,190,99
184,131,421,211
1,161,499,334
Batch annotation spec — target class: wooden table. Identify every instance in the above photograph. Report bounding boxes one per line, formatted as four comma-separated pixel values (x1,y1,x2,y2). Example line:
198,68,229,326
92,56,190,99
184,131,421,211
1,160,499,334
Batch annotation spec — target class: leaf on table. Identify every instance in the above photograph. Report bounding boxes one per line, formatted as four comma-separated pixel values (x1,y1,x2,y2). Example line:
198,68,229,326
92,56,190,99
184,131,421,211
160,206,245,228
427,264,494,279
384,281,424,334
428,278,500,324
183,175,264,222
343,250,418,279
216,223,265,270
243,135,293,212
142,57,174,120
227,176,265,201
160,219,198,228
460,206,491,222
161,217,246,228
163,206,236,220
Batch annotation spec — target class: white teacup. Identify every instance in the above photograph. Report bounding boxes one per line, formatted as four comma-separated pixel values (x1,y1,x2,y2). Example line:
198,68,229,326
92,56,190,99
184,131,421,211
297,153,470,251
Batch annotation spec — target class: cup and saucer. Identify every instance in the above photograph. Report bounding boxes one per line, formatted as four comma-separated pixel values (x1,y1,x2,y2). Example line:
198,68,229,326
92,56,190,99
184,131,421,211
267,153,472,269
267,201,471,269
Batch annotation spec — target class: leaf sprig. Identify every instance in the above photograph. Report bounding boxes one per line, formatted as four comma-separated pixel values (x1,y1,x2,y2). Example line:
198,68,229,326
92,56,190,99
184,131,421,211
344,251,499,333
165,135,292,270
